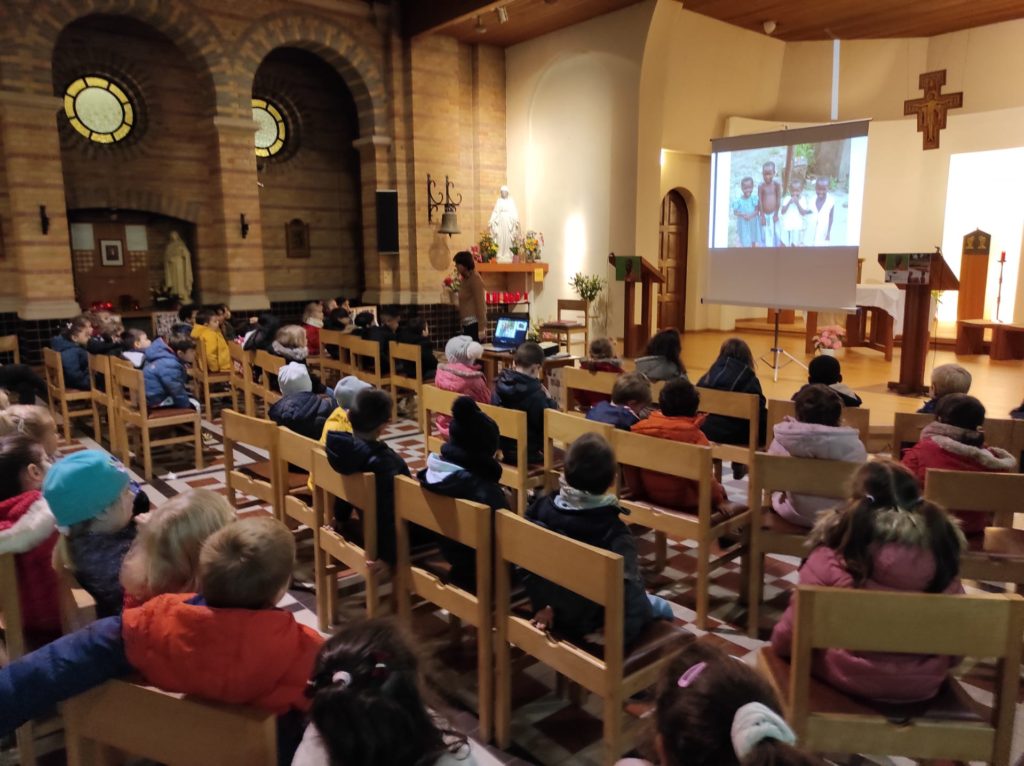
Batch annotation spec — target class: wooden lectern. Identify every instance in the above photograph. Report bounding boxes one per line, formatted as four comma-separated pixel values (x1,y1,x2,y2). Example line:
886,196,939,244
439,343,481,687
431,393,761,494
609,253,664,358
879,251,959,395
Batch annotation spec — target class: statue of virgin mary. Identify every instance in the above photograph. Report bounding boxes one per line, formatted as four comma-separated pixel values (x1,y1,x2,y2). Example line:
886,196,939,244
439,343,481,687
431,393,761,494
163,230,194,300
488,185,521,264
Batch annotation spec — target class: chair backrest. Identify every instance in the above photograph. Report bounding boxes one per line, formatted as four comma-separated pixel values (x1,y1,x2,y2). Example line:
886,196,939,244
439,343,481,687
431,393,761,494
252,350,284,405
62,679,277,766
311,449,377,556
984,417,1022,469
543,409,613,489
923,469,1024,522
0,553,27,659
751,452,863,509
56,557,97,634
561,367,617,411
228,342,251,382
193,335,212,378
787,585,1023,750
276,427,319,524
422,384,459,452
0,334,20,364
892,411,934,457
557,298,588,321
349,336,389,385
111,363,148,422
696,386,760,459
88,353,112,397
221,408,279,511
42,346,65,400
318,329,355,377
479,401,529,470
389,340,423,386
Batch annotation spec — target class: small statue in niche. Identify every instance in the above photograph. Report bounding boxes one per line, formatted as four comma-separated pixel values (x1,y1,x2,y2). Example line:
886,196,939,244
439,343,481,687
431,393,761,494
163,230,193,300
489,185,521,264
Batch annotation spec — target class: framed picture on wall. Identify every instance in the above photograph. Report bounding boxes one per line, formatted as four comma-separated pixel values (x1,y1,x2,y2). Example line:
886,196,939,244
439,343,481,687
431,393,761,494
285,218,311,259
100,239,124,267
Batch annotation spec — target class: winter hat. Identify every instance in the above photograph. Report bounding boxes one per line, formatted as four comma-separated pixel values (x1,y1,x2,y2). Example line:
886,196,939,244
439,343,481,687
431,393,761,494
43,450,129,527
348,389,393,435
277,362,312,396
449,396,499,456
334,375,373,409
445,335,483,365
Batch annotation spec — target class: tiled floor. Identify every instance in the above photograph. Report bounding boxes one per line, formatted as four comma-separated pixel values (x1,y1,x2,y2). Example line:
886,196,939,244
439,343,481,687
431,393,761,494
22,414,1024,766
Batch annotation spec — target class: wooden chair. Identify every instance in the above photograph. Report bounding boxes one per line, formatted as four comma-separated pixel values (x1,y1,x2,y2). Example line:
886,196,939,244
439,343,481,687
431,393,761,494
696,386,761,478
615,429,750,630
540,298,589,355
276,427,319,530
745,452,863,637
891,411,935,457
317,329,351,386
62,679,277,766
193,335,235,419
924,469,1024,588
561,366,664,412
43,347,93,443
227,342,255,415
393,476,494,740
87,354,116,451
758,586,1023,765
222,409,280,520
312,449,379,629
56,559,97,634
494,510,688,764
349,335,393,392
892,412,1020,466
765,398,870,447
0,333,21,364
389,340,429,432
251,350,285,412
111,364,202,482
543,409,613,491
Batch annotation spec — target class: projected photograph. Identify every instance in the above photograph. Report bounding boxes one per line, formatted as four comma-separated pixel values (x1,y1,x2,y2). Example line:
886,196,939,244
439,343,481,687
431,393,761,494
714,137,866,248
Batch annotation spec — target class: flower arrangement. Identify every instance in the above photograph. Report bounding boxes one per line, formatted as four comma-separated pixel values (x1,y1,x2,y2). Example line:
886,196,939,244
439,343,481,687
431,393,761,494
813,324,846,351
442,267,462,295
569,272,605,304
522,230,544,262
477,231,498,262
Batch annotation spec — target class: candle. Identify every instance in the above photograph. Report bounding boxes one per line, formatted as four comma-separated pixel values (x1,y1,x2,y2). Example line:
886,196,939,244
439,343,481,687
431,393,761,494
1000,251,1006,263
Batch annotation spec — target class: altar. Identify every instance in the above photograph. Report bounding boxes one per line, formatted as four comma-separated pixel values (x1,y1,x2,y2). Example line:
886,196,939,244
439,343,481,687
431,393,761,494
805,284,906,360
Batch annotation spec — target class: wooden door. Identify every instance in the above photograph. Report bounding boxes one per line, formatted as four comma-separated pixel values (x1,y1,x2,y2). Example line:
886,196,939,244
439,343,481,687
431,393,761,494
658,190,688,331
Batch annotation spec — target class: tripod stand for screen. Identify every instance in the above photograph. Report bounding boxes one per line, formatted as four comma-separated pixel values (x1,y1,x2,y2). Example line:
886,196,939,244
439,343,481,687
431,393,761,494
759,309,807,383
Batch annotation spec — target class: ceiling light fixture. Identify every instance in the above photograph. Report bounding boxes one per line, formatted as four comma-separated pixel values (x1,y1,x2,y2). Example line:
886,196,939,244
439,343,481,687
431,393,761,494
497,6,510,24
762,19,777,35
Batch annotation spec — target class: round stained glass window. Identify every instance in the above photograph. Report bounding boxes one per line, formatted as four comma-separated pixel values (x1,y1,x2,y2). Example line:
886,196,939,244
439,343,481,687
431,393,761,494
63,76,134,144
252,98,287,157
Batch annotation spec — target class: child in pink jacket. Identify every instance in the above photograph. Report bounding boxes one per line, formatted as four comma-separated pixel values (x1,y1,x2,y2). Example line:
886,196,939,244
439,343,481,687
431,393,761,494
433,335,490,439
770,459,965,704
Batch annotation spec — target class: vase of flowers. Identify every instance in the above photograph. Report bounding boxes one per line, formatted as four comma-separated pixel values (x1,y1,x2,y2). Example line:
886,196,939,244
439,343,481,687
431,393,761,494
477,231,498,262
569,272,605,304
813,324,846,355
522,230,544,262
442,268,461,304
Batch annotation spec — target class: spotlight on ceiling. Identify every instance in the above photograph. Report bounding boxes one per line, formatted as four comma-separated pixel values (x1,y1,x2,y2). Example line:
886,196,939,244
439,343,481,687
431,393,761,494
763,19,777,35
497,6,510,24
475,15,487,33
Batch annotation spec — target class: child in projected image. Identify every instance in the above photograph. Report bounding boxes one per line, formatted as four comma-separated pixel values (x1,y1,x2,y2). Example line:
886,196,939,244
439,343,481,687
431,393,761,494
732,177,760,247
780,178,811,247
758,161,782,247
811,177,836,245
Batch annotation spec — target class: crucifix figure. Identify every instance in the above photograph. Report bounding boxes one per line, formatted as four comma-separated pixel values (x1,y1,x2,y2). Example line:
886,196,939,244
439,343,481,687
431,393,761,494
904,70,963,150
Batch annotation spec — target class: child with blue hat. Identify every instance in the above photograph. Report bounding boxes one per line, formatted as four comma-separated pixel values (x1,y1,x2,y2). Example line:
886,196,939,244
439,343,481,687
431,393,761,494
45,450,136,617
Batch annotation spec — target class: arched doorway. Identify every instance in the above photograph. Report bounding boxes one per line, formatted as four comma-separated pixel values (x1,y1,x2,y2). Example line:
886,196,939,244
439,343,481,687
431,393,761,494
658,189,688,331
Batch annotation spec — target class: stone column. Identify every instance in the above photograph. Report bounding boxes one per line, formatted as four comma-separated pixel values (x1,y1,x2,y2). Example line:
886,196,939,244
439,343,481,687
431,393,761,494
200,115,270,310
0,90,80,319
354,134,403,304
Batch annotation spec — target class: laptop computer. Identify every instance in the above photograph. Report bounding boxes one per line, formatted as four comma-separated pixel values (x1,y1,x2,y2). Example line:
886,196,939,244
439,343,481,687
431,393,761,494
483,315,530,352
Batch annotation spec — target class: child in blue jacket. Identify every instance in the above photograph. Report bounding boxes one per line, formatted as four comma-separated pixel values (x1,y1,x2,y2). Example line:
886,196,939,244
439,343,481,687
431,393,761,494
50,315,92,391
142,333,196,410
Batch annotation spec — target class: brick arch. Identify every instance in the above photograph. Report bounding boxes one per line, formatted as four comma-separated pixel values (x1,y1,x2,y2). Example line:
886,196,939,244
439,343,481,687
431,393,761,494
66,187,203,224
235,12,389,138
10,0,230,114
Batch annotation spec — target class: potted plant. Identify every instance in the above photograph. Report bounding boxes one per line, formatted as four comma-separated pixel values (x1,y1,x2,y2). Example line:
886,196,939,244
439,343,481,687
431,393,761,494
813,324,846,355
477,231,498,263
569,272,605,305
522,230,544,262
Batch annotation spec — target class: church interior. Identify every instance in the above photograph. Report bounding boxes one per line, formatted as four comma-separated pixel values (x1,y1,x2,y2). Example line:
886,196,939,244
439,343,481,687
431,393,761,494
2,0,1024,764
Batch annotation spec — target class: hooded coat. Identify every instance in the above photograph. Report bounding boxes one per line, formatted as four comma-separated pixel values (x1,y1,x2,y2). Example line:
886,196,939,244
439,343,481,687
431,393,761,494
269,393,336,441
0,491,60,641
270,341,308,365
51,335,90,391
325,431,411,565
491,369,557,465
142,338,191,409
901,421,1017,534
586,401,640,431
697,356,767,446
633,356,685,383
770,508,965,703
191,323,231,373
523,492,653,645
767,417,868,527
433,363,491,438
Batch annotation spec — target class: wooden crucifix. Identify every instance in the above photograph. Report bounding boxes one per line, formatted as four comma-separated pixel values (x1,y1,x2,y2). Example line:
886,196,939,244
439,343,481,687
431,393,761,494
904,70,963,150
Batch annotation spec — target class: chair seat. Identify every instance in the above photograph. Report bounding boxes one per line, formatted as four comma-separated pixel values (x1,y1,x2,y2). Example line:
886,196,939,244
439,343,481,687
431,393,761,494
241,460,274,481
976,526,1024,558
573,618,690,676
625,498,748,527
761,509,810,536
540,321,585,329
759,646,985,724
147,407,197,420
420,554,454,583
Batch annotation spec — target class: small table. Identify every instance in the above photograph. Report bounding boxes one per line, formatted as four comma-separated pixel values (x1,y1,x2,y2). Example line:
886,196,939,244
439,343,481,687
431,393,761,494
955,319,997,355
991,323,1024,361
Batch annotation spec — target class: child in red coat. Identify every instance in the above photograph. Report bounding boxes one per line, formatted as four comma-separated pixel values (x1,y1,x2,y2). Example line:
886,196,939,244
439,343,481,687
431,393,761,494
575,338,625,410
0,434,60,646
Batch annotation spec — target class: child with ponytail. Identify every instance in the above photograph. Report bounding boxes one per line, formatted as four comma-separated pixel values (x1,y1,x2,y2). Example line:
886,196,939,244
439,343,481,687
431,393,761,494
296,618,480,766
770,459,965,703
617,641,817,766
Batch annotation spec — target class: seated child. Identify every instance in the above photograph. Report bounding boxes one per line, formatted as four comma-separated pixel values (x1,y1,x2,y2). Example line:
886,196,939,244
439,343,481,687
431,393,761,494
524,433,672,646
308,376,371,494
323,296,352,331
698,338,767,477
121,328,151,368
296,618,479,766
326,389,410,568
623,641,814,766
86,312,126,356
50,315,92,391
491,341,558,465
918,363,971,414
396,316,439,381
634,329,687,382
214,304,236,341
272,324,310,365
419,396,509,590
434,335,489,439
628,379,727,511
242,312,281,352
586,371,651,431
794,355,861,407
190,308,232,373
770,460,965,704
120,488,234,608
0,434,60,645
575,338,625,409
768,384,867,528
902,393,1015,535
45,451,136,617
269,362,335,440
364,312,400,376
0,361,47,405
302,301,324,357
143,333,198,411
